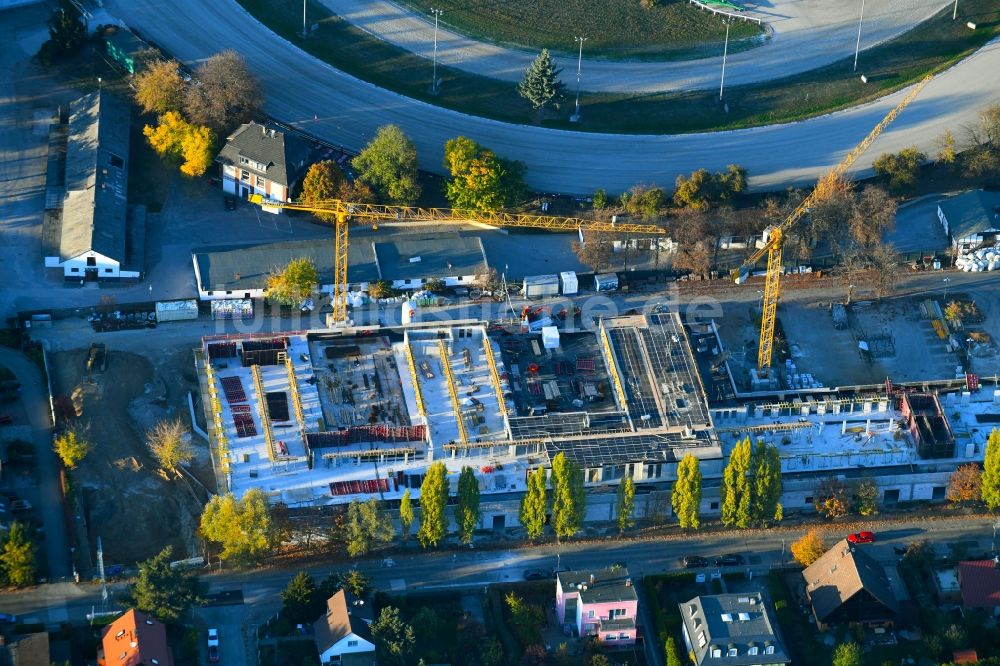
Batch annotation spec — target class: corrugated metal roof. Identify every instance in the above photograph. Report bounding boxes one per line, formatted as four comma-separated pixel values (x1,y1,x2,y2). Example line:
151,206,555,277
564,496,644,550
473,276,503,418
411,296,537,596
939,190,1000,242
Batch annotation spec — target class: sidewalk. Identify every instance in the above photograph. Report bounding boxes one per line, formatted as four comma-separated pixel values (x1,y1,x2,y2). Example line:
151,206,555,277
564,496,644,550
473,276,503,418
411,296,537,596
318,0,947,93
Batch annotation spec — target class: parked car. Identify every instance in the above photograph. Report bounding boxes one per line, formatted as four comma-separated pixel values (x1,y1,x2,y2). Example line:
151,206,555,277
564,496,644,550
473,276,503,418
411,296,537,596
847,531,875,544
207,628,220,663
683,555,709,568
9,500,31,514
715,553,745,567
523,569,553,581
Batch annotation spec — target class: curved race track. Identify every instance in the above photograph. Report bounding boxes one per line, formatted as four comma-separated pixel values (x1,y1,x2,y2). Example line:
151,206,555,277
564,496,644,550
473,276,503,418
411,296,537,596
106,0,1000,194
321,0,949,93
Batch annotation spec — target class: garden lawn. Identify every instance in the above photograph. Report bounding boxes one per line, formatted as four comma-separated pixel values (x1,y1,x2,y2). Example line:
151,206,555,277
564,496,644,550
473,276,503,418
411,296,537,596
395,0,763,61
237,0,1000,134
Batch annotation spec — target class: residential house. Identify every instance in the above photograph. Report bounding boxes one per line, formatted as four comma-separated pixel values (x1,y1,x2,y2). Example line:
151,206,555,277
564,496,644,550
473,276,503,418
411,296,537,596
959,557,1000,614
932,565,962,604
0,631,51,666
42,91,145,281
953,648,979,664
802,539,900,630
937,190,1000,253
556,568,638,646
97,608,174,666
679,592,789,666
313,589,376,666
217,122,314,211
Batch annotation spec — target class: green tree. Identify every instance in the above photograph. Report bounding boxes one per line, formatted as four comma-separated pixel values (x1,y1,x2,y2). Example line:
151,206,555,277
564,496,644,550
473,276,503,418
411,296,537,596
344,499,394,557
721,438,752,528
751,441,782,525
127,546,201,622
592,188,608,210
281,571,324,624
399,488,414,542
873,147,925,193
443,136,527,211
520,467,548,541
342,569,371,597
0,521,36,587
665,636,683,666
417,462,449,548
616,476,635,534
147,418,194,479
455,466,481,545
266,257,319,306
53,425,91,469
199,489,279,565
505,592,544,646
672,453,702,530
352,125,421,204
550,453,585,541
44,3,86,56
851,478,879,516
134,59,186,115
982,428,1000,510
183,50,261,131
517,49,564,111
371,606,416,666
620,184,666,219
673,165,747,210
832,641,862,666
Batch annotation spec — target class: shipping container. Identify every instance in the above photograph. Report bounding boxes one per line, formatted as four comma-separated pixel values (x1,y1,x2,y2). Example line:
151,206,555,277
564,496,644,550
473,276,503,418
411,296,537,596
155,299,199,322
559,271,578,295
594,273,619,292
523,274,560,299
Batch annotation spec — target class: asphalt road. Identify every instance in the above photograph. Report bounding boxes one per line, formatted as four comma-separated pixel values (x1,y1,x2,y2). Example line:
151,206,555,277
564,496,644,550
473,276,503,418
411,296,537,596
322,0,947,93
101,0,1000,195
1,514,995,624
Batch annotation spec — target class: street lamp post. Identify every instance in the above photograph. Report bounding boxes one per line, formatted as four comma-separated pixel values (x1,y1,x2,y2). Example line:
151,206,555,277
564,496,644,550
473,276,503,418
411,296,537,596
853,0,866,72
953,0,959,20
430,8,443,94
302,0,307,37
943,277,951,303
719,19,731,101
571,36,587,123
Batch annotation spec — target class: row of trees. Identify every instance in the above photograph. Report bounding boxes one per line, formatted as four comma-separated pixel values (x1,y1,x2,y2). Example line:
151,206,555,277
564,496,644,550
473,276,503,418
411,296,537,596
721,438,783,528
519,453,587,541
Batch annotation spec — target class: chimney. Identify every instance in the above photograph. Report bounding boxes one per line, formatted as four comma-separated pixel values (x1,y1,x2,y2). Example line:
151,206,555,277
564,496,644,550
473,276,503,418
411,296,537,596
994,555,1000,569
625,578,632,587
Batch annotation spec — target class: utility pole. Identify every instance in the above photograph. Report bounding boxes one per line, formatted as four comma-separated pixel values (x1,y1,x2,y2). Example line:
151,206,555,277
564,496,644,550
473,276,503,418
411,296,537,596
953,0,959,20
853,0,866,72
302,0,307,37
430,8,443,94
571,36,587,122
719,19,731,101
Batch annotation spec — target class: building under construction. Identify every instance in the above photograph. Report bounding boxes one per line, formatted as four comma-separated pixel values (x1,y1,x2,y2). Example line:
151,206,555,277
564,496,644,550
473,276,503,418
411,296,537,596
195,313,722,523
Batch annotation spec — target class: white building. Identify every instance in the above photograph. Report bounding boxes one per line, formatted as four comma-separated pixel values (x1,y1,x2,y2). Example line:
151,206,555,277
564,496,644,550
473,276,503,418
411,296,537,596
313,591,375,666
216,122,314,211
42,91,145,280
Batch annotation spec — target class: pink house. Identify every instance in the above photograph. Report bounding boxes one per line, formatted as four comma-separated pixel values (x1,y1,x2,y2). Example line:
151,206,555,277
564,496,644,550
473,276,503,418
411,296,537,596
556,568,638,646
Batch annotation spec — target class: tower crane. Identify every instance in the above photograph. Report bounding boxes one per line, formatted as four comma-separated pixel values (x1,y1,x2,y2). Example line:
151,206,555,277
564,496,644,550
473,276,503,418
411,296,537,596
733,74,933,375
249,195,668,323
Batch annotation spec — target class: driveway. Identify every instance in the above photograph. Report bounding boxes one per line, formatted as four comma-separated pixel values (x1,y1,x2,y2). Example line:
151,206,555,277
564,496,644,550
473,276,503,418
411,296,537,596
0,346,70,580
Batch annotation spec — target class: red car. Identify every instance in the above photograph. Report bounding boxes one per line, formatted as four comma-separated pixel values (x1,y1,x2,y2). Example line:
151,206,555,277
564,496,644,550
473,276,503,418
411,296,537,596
847,531,875,544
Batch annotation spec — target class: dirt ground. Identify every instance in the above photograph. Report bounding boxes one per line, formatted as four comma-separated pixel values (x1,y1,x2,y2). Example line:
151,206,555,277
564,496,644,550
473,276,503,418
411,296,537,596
50,344,213,565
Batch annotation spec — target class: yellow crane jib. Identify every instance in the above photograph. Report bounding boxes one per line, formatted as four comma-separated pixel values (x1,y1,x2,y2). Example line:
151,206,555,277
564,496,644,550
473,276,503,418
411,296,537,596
733,74,933,374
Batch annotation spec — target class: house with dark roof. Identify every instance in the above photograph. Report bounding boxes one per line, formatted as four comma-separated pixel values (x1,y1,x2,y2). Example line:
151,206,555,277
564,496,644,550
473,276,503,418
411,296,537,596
217,122,314,212
97,609,174,666
802,539,900,630
937,190,1000,252
373,233,489,290
958,557,1000,614
0,631,51,666
313,590,376,666
556,568,639,645
679,593,789,666
42,91,145,281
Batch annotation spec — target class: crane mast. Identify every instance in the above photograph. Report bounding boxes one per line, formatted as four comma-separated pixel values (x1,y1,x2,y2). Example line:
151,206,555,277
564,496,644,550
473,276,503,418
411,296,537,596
734,74,933,374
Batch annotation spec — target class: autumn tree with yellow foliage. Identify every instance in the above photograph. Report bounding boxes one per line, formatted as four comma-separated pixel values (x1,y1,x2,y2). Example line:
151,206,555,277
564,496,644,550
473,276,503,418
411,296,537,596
143,111,216,177
791,529,826,567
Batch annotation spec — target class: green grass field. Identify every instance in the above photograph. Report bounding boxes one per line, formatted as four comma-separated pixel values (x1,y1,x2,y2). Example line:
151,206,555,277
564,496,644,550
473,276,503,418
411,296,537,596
238,0,1000,134
394,0,764,61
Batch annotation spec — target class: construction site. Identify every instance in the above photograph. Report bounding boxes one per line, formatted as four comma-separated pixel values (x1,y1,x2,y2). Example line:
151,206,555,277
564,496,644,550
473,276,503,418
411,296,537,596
194,313,724,514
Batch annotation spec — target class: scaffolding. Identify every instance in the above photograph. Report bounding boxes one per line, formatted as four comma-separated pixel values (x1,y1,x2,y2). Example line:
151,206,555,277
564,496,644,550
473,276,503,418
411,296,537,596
482,336,508,418
599,323,630,420
320,446,417,463
251,364,279,462
202,355,230,476
717,421,814,435
284,352,307,433
438,338,469,446
403,339,426,417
